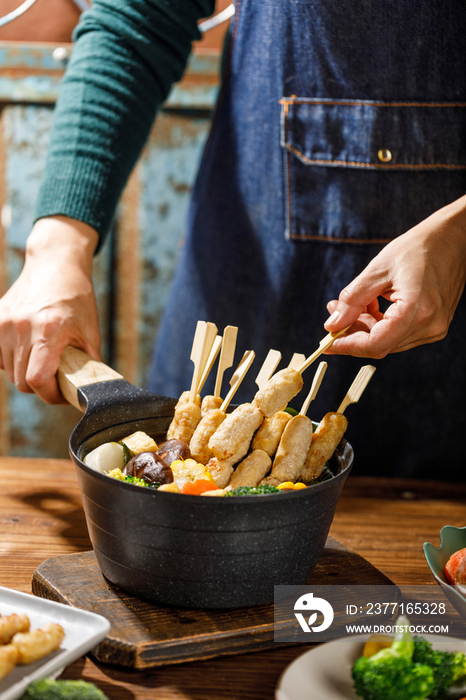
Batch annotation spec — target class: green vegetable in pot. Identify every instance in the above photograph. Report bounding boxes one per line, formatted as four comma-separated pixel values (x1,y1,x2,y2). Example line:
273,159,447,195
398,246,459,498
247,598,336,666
283,406,298,416
226,485,280,497
108,468,160,489
412,635,466,699
22,678,109,700
118,442,134,465
312,466,333,484
352,616,434,700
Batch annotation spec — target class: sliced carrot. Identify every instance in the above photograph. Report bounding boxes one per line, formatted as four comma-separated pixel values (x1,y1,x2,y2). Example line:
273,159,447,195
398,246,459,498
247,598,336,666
445,548,466,584
181,479,219,495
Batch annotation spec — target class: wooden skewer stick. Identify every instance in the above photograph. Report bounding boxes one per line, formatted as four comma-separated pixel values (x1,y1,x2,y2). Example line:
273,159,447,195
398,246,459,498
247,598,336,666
288,353,306,370
255,349,282,390
298,326,351,374
188,321,218,403
214,325,238,397
200,322,218,378
198,334,222,393
337,365,376,414
189,321,208,403
299,361,328,416
220,350,255,413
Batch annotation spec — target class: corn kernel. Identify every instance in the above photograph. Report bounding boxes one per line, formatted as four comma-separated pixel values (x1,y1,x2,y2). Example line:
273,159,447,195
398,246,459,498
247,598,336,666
108,468,125,481
277,481,295,490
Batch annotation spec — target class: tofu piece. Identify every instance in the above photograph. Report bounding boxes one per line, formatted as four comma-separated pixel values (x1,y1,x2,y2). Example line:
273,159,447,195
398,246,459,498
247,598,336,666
120,431,158,455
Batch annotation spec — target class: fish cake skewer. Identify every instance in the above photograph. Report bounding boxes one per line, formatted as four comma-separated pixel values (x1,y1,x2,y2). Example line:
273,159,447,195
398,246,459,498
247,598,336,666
253,368,303,417
201,395,223,415
300,365,375,482
251,411,291,457
166,398,202,444
193,346,255,462
166,391,201,441
300,412,348,483
208,403,263,461
207,437,251,487
167,321,218,441
190,409,226,464
229,450,272,489
261,414,313,486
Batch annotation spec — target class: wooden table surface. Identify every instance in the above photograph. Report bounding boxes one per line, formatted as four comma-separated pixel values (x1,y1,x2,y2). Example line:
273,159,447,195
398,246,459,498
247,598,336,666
1,456,465,699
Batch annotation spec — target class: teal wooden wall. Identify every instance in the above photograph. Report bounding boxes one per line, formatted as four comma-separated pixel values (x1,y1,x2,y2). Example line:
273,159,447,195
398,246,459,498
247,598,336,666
0,43,220,457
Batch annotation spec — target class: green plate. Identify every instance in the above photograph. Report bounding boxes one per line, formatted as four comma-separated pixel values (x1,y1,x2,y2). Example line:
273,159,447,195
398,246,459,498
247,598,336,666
424,526,466,619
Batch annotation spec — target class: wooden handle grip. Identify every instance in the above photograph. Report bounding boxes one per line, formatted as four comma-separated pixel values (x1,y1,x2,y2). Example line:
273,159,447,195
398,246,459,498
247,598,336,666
57,346,123,411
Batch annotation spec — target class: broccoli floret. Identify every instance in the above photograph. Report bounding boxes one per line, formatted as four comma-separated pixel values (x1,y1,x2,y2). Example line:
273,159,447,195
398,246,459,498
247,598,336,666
225,485,280,496
22,678,109,700
124,475,159,489
352,654,434,700
352,617,434,700
109,468,159,489
413,635,466,699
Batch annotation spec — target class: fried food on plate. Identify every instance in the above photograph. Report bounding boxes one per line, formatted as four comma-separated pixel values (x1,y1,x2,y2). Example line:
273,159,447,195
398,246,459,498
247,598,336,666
0,644,18,680
12,623,64,665
0,614,29,645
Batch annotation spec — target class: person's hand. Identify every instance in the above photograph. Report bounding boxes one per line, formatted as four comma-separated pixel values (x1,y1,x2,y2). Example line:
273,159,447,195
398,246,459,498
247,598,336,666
0,216,101,403
324,195,466,358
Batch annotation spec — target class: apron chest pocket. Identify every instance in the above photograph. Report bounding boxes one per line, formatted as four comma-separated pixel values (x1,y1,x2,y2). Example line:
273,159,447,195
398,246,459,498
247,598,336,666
280,97,466,244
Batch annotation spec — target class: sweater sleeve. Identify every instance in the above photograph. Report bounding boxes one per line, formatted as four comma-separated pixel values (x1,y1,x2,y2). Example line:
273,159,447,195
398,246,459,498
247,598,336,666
34,0,216,242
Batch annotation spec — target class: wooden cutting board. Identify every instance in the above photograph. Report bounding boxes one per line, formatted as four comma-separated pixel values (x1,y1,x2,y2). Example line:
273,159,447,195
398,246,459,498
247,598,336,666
32,536,394,669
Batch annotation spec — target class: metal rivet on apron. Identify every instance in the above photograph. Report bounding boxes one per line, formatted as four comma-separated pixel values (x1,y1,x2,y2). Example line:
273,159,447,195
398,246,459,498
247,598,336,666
378,148,393,162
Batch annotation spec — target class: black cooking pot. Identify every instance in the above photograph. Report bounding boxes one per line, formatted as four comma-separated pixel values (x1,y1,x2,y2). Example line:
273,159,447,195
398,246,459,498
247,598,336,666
59,347,353,609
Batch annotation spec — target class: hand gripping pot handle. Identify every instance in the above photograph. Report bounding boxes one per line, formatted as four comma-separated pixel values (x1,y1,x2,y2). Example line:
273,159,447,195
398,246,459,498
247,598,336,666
57,346,123,411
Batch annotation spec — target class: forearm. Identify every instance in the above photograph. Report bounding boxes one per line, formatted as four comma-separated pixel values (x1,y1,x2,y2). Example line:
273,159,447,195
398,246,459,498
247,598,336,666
35,0,215,243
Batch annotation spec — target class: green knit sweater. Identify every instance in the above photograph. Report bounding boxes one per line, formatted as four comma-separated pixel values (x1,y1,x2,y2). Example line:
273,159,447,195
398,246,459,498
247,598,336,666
35,0,215,241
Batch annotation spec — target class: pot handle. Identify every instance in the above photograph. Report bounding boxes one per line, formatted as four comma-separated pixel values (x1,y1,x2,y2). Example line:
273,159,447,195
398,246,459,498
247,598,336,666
57,346,123,411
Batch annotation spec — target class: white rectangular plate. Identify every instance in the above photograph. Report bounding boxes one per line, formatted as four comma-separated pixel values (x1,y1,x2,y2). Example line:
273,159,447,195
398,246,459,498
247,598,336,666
0,585,110,700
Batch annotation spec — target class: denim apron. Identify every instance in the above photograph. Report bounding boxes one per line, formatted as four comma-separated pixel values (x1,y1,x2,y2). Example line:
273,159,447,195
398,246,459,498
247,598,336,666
149,0,466,480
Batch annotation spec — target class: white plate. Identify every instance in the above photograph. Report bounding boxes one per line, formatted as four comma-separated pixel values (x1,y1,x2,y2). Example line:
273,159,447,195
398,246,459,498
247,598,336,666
276,635,466,700
0,585,110,700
